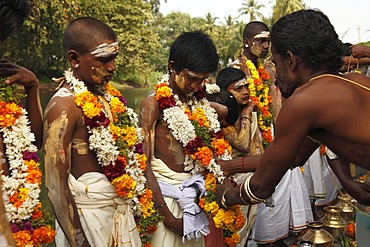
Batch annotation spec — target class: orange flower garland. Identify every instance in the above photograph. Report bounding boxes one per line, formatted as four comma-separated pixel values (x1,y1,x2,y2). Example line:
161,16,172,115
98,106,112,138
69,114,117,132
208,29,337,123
65,69,162,246
154,75,244,246
245,58,274,146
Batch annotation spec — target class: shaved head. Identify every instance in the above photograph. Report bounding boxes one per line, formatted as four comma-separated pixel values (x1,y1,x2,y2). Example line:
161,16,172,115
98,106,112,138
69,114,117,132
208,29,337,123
63,17,117,55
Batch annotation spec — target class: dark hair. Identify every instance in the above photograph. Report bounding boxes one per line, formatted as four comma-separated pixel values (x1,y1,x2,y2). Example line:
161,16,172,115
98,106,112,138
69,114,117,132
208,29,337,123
0,0,30,42
169,30,219,73
216,67,247,89
243,21,269,39
271,9,344,72
206,88,239,126
342,42,352,56
63,17,117,55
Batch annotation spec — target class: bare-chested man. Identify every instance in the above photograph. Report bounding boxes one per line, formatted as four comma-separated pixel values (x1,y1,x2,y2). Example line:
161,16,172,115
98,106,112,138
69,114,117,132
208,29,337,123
44,17,142,246
0,1,43,246
219,9,370,210
140,31,224,246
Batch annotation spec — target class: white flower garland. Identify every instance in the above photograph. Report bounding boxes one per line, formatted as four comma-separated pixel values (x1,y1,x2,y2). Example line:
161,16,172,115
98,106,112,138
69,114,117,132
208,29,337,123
1,109,41,222
157,75,231,182
205,83,220,94
65,69,146,213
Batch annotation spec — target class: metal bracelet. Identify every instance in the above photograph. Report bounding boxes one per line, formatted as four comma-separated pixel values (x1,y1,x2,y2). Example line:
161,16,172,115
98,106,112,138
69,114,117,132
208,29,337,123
244,174,265,204
239,182,249,204
221,189,229,209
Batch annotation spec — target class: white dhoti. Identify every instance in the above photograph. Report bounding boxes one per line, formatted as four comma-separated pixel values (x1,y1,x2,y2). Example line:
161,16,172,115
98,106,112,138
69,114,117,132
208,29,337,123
55,172,141,247
252,167,313,243
151,157,207,247
303,149,341,206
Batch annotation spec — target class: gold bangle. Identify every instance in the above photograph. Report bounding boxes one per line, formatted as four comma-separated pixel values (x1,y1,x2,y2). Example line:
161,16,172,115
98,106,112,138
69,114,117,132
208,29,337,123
239,182,249,204
243,175,265,204
221,189,229,209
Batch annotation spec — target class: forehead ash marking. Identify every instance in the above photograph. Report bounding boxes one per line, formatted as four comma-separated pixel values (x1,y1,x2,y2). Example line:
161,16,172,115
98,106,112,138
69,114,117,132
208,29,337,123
234,78,248,87
91,41,119,57
254,31,270,39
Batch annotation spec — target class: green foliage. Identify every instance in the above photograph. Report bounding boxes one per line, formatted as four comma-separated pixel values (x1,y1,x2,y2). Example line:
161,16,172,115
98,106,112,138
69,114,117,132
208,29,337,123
0,78,25,103
272,0,305,24
0,0,278,86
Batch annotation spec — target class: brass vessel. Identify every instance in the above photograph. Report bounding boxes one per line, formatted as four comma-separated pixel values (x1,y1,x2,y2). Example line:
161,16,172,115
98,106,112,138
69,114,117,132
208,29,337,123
301,221,334,247
321,206,347,243
336,194,355,222
297,240,316,246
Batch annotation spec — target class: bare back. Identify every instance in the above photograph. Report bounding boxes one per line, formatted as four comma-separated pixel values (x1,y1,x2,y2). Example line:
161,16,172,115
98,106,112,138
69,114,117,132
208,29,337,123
252,72,370,199
305,73,370,167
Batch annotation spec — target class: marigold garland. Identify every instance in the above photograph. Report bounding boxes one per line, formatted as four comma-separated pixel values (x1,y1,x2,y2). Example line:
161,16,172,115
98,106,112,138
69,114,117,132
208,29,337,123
0,80,56,246
244,57,274,146
65,69,162,246
154,75,244,246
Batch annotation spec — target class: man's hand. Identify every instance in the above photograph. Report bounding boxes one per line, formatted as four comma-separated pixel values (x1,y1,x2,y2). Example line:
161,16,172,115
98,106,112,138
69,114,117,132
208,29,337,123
162,211,184,236
215,178,236,208
342,180,370,205
350,44,370,59
0,59,39,90
241,100,255,116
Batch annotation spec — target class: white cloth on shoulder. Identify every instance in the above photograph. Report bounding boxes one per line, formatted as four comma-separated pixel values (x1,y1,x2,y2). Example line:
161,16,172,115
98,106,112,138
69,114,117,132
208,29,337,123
151,156,206,247
55,172,141,247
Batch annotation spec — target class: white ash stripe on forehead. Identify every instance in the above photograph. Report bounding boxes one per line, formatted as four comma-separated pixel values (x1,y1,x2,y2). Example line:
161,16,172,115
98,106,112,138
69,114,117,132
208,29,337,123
234,78,248,87
91,42,119,57
254,31,270,39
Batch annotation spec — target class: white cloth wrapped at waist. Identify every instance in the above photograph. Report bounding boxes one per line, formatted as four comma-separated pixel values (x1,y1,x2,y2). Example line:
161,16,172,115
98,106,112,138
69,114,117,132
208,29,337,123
55,172,141,247
158,174,210,242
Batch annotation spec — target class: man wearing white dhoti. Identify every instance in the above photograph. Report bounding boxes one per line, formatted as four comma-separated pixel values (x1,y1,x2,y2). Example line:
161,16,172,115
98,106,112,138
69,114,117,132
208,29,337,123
44,17,145,247
55,173,140,246
140,31,232,246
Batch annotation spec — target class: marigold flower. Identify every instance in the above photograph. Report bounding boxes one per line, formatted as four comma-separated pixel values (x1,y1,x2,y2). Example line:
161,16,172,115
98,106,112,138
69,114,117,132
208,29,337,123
112,174,136,198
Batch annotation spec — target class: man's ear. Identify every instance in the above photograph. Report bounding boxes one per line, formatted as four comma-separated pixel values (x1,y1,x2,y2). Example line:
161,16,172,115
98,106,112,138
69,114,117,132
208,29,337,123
243,38,250,48
67,50,80,68
286,51,302,71
168,61,177,74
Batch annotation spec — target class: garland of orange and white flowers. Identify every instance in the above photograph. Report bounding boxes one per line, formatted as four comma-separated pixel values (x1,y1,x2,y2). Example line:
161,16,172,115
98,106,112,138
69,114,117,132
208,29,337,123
245,58,274,146
65,69,161,246
155,75,245,246
0,84,55,246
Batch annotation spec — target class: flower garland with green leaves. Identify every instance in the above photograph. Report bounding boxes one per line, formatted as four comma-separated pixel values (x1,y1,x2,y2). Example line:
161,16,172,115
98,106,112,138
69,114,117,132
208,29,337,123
0,79,56,246
245,57,274,146
154,74,245,246
65,69,162,247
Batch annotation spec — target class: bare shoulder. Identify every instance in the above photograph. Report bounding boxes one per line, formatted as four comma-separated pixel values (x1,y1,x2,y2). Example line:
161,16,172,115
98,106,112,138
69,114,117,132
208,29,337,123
140,92,157,107
210,102,228,121
44,87,80,122
140,93,160,114
139,93,160,127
